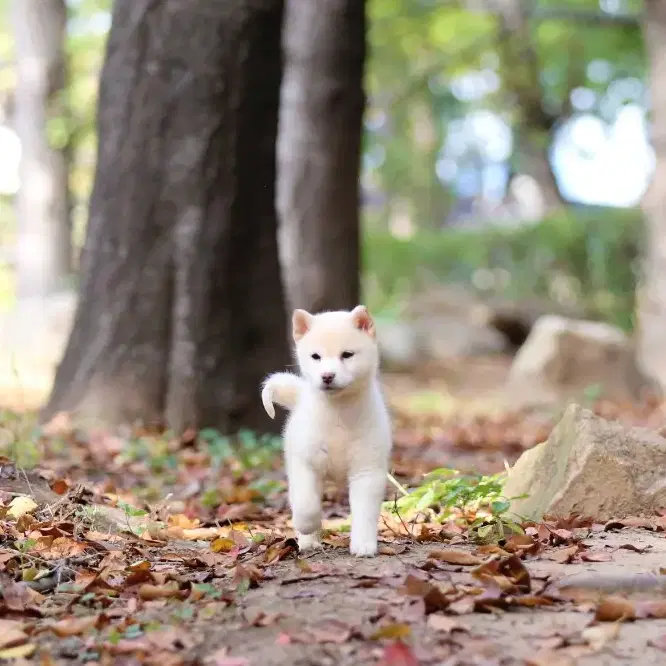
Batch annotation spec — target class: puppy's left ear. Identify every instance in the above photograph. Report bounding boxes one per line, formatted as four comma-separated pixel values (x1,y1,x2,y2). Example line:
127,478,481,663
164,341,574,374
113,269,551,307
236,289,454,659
351,305,375,339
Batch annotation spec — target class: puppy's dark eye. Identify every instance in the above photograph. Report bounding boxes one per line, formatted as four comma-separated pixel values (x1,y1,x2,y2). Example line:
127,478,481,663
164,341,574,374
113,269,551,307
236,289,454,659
311,353,321,361
341,351,355,360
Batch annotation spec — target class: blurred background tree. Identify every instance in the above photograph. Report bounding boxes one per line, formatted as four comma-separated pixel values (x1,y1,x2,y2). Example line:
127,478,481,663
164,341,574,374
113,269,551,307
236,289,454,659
277,0,366,313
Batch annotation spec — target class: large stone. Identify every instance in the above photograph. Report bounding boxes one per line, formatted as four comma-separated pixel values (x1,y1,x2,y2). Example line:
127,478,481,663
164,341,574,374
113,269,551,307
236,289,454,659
376,315,508,370
375,318,424,371
482,296,586,348
504,404,666,521
415,315,508,360
506,315,652,406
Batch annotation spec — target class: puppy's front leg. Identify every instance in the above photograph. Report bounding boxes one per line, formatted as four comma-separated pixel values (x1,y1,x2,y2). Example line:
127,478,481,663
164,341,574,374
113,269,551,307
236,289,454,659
349,471,386,557
288,459,323,551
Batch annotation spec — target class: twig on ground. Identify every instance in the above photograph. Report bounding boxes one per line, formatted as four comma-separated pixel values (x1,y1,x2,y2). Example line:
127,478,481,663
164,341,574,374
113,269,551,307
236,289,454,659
387,472,409,497
381,493,417,543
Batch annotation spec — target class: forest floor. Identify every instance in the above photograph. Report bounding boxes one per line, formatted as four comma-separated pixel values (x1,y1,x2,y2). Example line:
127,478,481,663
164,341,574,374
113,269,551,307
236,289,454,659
2,358,666,665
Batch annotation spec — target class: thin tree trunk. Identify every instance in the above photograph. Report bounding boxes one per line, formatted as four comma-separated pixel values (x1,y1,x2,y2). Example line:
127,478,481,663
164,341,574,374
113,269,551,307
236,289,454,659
495,0,565,212
43,0,289,433
638,0,666,390
12,0,71,299
277,0,366,312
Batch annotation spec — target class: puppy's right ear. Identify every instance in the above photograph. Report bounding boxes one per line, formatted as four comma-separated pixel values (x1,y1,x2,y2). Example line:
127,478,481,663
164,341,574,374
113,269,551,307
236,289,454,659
292,309,313,341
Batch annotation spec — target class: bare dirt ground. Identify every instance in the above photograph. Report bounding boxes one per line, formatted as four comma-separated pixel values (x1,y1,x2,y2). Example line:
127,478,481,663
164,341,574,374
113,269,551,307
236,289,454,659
2,358,666,665
213,528,666,666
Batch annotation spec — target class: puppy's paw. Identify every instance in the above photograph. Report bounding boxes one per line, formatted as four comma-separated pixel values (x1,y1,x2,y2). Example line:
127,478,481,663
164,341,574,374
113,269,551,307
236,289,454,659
297,531,323,552
350,538,377,557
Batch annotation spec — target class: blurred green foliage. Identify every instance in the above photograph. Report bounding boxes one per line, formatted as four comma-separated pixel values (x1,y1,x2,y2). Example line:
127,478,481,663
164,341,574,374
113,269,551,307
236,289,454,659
0,0,650,326
366,0,645,227
364,207,642,331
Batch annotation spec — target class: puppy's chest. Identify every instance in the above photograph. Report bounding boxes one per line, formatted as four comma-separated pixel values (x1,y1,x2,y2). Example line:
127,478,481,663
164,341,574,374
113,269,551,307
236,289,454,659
311,420,360,480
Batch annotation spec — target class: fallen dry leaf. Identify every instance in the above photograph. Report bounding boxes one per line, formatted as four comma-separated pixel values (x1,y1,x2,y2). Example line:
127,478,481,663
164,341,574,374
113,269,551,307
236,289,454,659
378,641,420,666
635,600,666,619
139,581,183,600
400,573,450,613
233,563,263,590
50,479,69,495
427,549,483,566
306,619,354,644
168,513,201,529
476,544,511,557
1,581,34,613
512,595,554,608
545,545,579,564
447,596,476,615
370,623,412,640
264,538,297,563
243,608,281,627
504,535,540,556
0,621,28,649
580,551,612,563
617,543,650,553
595,596,636,622
7,496,38,520
472,554,531,594
39,536,87,560
378,544,407,555
426,614,465,633
50,615,99,637
0,644,35,660
211,537,235,553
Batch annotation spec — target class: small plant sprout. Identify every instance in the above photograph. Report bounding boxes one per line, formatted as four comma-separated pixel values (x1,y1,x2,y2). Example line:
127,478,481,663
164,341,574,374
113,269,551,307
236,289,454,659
383,467,526,542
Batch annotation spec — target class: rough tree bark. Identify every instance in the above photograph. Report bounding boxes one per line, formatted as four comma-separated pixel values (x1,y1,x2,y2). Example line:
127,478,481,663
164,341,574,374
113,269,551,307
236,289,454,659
277,0,366,312
12,0,71,299
43,0,290,433
638,1,666,390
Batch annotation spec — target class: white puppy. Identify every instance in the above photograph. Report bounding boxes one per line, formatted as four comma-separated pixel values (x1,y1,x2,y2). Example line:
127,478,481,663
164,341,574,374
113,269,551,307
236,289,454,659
262,305,392,557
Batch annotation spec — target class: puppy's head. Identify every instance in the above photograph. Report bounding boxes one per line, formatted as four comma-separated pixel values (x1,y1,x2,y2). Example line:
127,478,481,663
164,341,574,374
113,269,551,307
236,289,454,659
292,305,379,394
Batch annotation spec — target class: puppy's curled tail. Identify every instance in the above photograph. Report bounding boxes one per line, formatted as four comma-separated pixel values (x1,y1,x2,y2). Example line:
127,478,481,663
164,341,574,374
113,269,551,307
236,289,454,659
261,372,305,419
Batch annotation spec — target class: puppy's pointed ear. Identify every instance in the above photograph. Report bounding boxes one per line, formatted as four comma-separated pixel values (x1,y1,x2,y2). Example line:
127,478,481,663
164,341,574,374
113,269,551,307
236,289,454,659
292,309,313,341
351,305,375,339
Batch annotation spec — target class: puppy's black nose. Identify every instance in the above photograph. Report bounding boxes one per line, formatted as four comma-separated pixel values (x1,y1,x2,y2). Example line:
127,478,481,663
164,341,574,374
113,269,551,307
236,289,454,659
321,373,335,385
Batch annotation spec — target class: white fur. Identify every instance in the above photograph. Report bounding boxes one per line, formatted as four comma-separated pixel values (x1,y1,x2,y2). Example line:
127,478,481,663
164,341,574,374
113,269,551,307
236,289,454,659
261,306,392,557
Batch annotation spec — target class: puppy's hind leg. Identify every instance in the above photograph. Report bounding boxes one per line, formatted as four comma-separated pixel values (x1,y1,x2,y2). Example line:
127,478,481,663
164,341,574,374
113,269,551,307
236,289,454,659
287,459,323,551
349,471,386,557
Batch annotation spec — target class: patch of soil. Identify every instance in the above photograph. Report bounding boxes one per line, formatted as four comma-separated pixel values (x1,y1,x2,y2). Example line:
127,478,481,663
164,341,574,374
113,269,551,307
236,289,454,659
198,528,666,666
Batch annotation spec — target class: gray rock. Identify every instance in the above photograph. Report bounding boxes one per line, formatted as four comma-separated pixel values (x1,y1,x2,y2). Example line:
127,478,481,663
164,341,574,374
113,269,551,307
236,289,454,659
375,318,423,371
506,315,652,406
504,404,666,521
376,314,508,370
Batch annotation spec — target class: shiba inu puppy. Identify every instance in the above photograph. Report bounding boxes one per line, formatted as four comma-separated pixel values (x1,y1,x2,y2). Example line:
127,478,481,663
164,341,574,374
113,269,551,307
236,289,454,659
262,306,392,556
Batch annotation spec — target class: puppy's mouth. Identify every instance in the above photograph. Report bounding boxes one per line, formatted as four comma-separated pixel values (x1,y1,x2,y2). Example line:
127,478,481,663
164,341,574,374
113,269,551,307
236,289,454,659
321,384,342,393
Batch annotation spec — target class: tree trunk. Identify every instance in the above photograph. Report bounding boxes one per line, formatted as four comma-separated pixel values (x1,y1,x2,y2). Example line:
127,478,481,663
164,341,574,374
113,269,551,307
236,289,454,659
277,0,366,312
43,0,290,434
12,0,71,299
495,0,565,212
638,0,666,390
